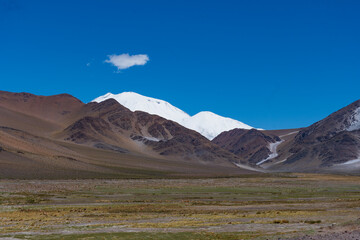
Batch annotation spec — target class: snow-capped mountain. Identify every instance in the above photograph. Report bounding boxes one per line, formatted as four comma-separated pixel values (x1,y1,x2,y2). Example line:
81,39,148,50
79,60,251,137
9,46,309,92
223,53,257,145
182,111,253,140
93,92,189,124
92,92,254,140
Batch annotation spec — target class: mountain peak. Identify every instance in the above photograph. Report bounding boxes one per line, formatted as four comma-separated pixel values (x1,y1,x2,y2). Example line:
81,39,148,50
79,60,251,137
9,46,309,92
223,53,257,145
194,111,217,116
92,92,255,139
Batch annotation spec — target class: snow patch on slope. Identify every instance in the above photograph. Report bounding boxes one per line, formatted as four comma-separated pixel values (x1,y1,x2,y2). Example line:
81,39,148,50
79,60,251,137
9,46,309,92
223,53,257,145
347,107,360,131
143,136,161,142
233,162,265,172
332,157,360,171
92,92,254,140
256,131,298,166
256,140,284,166
339,158,360,165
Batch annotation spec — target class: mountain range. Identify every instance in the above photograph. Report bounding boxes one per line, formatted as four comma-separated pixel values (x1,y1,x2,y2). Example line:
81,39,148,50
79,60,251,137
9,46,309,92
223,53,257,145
92,92,254,140
0,91,250,179
1,90,360,178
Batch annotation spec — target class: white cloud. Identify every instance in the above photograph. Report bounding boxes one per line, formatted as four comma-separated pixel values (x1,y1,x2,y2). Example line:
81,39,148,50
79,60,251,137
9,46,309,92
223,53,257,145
105,53,149,70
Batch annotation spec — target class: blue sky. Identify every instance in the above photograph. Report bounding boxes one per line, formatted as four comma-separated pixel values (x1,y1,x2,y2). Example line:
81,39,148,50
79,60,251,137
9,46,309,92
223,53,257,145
1,0,359,129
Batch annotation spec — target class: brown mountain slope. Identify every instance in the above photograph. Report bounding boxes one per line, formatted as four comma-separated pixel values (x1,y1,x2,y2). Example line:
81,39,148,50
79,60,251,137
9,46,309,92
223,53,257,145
0,91,252,178
0,91,84,125
265,100,360,173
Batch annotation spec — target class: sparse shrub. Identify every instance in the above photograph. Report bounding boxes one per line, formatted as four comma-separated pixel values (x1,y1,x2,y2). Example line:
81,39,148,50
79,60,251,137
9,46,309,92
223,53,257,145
25,196,36,204
305,220,321,224
273,219,289,224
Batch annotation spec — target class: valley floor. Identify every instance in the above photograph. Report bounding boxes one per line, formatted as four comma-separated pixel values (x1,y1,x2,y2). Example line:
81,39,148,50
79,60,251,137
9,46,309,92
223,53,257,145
1,174,360,239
